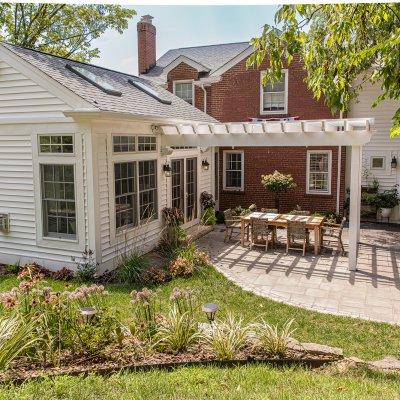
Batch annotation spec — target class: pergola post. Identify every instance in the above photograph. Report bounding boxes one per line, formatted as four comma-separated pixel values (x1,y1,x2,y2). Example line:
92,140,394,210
348,145,362,271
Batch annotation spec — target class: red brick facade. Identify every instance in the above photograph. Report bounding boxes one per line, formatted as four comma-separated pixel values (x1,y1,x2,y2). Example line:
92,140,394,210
160,49,346,214
137,18,156,74
218,146,346,214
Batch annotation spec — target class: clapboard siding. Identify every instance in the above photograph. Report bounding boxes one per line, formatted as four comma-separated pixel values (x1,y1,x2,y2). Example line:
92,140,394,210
0,60,70,118
0,129,90,268
96,131,213,270
348,80,400,221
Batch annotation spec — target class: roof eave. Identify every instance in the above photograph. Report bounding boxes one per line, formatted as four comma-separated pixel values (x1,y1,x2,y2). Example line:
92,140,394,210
63,109,217,125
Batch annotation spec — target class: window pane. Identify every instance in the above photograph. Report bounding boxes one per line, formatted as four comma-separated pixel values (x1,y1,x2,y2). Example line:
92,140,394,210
225,153,242,189
138,160,157,220
308,152,330,192
174,82,193,104
114,162,137,230
138,136,156,151
262,73,286,111
371,157,384,169
41,164,76,239
113,135,135,153
39,135,74,154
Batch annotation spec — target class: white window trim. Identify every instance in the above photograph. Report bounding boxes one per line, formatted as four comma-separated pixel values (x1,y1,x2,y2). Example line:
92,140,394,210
173,79,195,105
108,135,160,245
38,133,75,156
370,156,386,170
260,69,288,115
112,134,157,154
223,150,244,191
306,150,332,195
32,132,85,252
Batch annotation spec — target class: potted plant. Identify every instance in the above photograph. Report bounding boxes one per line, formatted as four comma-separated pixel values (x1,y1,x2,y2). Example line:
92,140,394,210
372,186,399,219
261,171,297,212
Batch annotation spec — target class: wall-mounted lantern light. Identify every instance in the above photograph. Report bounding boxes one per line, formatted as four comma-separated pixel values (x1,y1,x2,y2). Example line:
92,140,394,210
201,159,210,171
391,156,398,169
163,163,172,177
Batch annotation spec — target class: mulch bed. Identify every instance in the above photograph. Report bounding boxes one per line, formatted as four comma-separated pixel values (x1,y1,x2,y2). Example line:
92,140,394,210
0,345,339,384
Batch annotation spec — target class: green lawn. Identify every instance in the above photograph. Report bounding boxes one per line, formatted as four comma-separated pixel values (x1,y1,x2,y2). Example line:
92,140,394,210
0,266,398,361
0,364,399,399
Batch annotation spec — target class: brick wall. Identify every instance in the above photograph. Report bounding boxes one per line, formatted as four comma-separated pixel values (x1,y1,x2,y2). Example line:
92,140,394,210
137,21,156,74
218,146,347,214
164,55,345,214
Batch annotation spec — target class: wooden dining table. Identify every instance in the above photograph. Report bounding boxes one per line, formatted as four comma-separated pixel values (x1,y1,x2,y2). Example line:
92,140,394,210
240,212,326,255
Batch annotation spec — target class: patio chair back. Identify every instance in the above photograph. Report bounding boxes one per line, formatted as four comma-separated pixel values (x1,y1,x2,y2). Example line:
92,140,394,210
251,218,269,239
287,220,307,240
261,208,278,214
291,210,311,216
223,209,236,227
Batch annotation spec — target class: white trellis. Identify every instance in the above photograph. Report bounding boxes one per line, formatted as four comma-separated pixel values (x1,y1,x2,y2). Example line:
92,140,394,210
153,118,374,271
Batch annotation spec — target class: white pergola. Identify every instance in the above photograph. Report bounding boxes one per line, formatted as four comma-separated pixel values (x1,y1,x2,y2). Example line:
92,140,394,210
153,118,375,271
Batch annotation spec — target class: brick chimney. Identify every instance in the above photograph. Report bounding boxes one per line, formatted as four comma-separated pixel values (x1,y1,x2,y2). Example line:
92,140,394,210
137,15,156,74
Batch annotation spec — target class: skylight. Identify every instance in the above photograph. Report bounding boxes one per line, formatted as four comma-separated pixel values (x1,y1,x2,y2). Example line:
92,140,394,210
128,79,171,105
66,64,122,96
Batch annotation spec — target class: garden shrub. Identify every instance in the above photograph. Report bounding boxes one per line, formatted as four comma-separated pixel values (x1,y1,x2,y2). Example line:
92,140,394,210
202,313,249,360
201,207,217,226
142,266,170,285
116,252,149,284
53,267,74,281
154,306,200,353
169,244,211,278
252,319,296,357
159,207,188,257
73,249,98,282
130,288,161,340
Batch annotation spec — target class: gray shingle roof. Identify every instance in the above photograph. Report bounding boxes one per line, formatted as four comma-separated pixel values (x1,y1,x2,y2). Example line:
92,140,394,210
2,43,216,123
145,42,251,82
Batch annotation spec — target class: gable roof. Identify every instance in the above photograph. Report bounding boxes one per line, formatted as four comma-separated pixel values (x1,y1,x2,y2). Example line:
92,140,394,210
144,42,251,83
1,42,216,123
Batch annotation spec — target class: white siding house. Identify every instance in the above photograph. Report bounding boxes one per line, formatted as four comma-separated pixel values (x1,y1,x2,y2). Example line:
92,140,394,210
0,43,215,271
348,80,400,222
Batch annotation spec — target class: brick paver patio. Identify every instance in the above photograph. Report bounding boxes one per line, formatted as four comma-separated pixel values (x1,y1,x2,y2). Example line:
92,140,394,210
197,222,400,324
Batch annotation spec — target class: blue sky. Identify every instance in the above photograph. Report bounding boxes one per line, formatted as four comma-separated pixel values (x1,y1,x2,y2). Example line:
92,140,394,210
93,5,277,75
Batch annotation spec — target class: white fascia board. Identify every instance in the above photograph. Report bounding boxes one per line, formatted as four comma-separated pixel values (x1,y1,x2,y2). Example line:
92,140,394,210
209,45,253,77
0,44,93,110
163,55,211,75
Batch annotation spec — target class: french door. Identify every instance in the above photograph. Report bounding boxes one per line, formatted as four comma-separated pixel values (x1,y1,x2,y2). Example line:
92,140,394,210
171,157,198,224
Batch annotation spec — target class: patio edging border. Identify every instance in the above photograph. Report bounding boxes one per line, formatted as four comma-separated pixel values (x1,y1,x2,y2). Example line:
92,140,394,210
3,357,336,385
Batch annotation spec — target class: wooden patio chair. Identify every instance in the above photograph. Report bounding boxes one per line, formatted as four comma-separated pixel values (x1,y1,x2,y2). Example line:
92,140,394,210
250,218,273,252
322,217,347,254
261,208,278,214
223,209,249,242
286,220,309,256
291,210,311,216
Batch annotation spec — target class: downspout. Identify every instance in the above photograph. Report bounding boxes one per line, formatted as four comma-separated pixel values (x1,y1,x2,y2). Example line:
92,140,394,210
201,83,207,114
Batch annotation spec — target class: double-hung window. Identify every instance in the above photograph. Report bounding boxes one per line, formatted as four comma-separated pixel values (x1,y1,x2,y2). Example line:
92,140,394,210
173,81,194,104
114,160,157,231
307,150,332,195
260,70,288,114
223,151,244,191
41,164,76,239
38,134,77,241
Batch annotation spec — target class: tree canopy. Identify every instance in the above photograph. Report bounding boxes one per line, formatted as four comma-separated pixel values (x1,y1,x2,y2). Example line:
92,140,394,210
0,3,136,62
247,4,400,137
